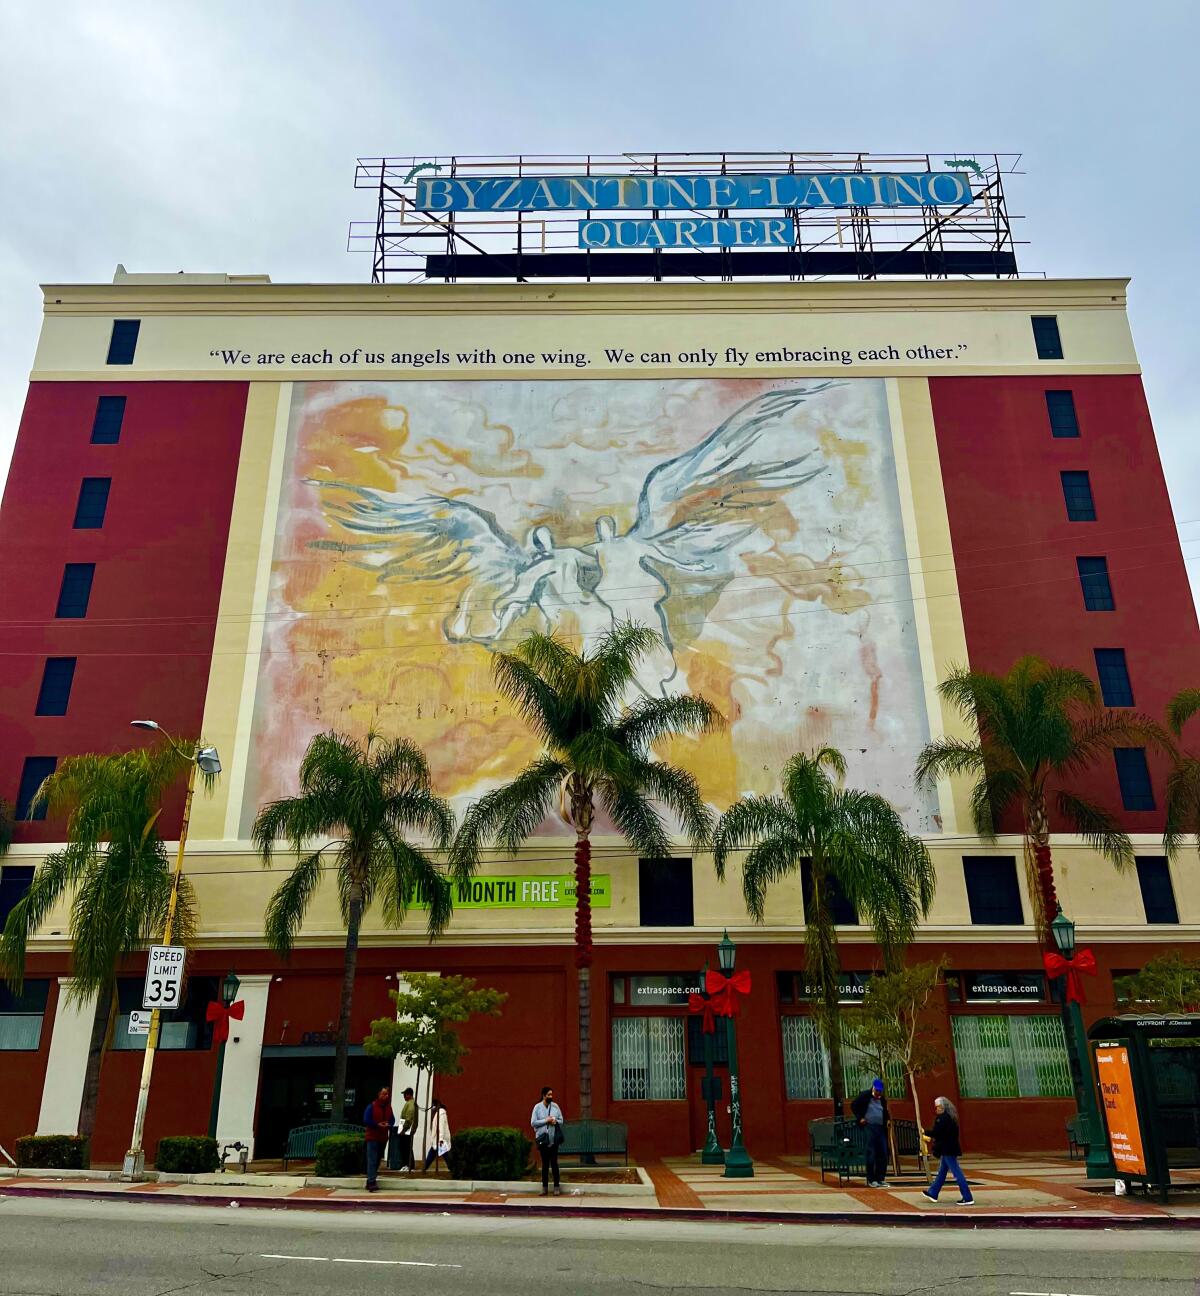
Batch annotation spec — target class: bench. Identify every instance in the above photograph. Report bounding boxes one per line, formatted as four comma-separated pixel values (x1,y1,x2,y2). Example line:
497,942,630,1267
892,1118,923,1171
1066,1114,1088,1160
808,1117,839,1166
557,1119,628,1166
283,1121,360,1170
820,1118,867,1184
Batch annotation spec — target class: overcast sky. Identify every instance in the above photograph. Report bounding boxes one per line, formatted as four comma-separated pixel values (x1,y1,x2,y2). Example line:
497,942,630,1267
1,0,1197,598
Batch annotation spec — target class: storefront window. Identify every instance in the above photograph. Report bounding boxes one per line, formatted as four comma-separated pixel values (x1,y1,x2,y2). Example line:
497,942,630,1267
611,1016,685,1100
113,976,218,1051
951,1014,1072,1098
781,1016,903,1099
0,980,48,1050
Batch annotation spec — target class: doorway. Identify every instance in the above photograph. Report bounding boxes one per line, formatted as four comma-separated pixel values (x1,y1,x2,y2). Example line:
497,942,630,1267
256,1052,393,1158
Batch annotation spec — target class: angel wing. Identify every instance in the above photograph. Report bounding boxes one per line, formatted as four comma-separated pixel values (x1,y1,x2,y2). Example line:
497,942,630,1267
628,384,837,562
307,478,531,642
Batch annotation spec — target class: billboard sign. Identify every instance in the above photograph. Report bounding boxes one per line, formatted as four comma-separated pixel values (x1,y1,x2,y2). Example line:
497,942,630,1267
1095,1043,1148,1177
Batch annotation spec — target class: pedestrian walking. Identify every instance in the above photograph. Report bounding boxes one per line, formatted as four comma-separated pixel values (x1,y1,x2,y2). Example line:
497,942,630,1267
850,1077,891,1188
921,1096,975,1205
531,1085,565,1196
362,1085,395,1193
395,1086,417,1173
423,1098,452,1173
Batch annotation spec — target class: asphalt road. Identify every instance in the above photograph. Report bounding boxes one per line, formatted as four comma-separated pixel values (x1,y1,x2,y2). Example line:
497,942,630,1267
0,1195,1198,1296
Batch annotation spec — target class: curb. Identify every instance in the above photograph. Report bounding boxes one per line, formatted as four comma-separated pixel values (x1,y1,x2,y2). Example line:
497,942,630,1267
0,1182,1190,1230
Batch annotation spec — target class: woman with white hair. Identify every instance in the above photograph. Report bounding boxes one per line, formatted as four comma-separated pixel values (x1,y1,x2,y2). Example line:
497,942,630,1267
921,1096,975,1205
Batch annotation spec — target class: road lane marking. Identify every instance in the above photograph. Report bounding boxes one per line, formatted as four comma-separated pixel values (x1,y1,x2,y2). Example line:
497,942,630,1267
1011,1290,1101,1295
261,1254,462,1268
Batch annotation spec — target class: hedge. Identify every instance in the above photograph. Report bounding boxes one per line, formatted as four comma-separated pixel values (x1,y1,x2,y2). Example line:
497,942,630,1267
154,1136,220,1174
450,1126,531,1181
314,1133,365,1177
15,1135,90,1169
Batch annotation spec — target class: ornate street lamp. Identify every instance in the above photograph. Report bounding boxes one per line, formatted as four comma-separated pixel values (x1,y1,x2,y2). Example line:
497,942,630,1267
1049,906,1112,1178
717,931,754,1179
208,971,242,1140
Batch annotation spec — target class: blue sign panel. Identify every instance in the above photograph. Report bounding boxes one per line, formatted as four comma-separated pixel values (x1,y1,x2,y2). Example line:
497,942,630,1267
415,172,973,213
579,218,793,248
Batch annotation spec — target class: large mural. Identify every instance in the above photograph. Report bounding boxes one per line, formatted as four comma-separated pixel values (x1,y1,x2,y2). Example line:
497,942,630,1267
242,378,936,835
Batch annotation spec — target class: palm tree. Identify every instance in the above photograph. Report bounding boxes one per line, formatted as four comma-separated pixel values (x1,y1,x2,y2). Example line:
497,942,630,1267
252,731,455,1118
0,748,199,1139
915,656,1155,942
451,624,722,1119
713,746,934,1114
1164,689,1200,861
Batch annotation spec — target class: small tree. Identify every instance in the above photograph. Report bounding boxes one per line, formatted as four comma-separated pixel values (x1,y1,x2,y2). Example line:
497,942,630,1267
852,961,946,1169
1114,952,1200,1015
363,972,507,1172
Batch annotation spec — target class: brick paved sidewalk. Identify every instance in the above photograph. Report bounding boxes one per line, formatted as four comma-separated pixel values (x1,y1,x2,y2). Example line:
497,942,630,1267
4,1154,1198,1223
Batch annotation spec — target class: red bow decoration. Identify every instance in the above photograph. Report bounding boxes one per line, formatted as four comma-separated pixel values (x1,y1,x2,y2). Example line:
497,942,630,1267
1043,949,1098,1004
687,992,717,1034
206,999,245,1045
705,968,752,1018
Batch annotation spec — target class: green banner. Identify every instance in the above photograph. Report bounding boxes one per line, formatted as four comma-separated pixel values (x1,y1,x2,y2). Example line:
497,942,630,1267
413,874,611,911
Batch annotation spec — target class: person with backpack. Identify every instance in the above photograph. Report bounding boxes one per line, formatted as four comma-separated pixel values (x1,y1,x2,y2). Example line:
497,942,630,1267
921,1096,975,1205
531,1084,565,1196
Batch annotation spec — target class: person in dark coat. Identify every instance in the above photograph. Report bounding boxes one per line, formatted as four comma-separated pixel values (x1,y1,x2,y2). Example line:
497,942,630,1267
362,1086,395,1193
850,1077,890,1188
921,1096,975,1205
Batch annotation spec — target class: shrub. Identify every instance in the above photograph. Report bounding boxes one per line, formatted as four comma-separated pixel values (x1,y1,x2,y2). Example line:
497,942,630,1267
15,1135,90,1170
154,1136,220,1174
450,1126,531,1181
314,1134,365,1177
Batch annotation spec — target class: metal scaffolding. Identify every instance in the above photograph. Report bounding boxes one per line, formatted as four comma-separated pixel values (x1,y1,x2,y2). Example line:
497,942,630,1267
349,151,1023,284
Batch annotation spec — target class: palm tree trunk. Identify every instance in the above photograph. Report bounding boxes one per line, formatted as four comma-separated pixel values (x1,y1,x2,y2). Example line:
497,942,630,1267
807,857,846,1117
569,775,595,1122
77,981,116,1141
332,879,364,1119
1025,794,1058,944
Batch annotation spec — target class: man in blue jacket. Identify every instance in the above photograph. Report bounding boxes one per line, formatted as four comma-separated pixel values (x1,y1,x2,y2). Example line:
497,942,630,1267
850,1078,890,1188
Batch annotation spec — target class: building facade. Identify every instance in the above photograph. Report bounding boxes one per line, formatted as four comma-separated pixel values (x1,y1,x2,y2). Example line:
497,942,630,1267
1,273,1197,1165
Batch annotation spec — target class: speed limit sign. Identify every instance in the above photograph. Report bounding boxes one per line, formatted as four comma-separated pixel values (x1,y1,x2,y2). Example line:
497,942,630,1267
143,945,185,1011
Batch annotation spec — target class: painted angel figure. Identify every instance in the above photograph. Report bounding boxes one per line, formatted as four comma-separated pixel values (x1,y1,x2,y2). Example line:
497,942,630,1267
308,383,837,694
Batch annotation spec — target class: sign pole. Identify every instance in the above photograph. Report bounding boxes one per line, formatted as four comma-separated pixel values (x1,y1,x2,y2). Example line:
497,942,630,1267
122,755,198,1180
698,962,724,1166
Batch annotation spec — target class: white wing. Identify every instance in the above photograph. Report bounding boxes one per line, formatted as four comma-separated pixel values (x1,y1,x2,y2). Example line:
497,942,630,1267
307,479,531,641
628,384,835,563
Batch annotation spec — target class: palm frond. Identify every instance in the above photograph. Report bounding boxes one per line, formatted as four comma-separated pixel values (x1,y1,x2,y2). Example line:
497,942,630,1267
624,759,714,851
613,694,725,753
1055,790,1134,870
914,736,986,789
1163,758,1200,859
264,849,326,958
1167,689,1200,738
450,758,568,874
376,828,454,937
712,796,796,879
740,833,806,922
599,783,672,861
490,651,566,747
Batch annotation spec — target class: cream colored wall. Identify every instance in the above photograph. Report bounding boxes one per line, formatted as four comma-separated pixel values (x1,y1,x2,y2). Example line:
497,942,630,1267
18,275,1179,956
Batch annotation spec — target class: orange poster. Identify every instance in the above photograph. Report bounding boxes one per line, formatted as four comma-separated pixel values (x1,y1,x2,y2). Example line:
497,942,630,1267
1095,1045,1147,1177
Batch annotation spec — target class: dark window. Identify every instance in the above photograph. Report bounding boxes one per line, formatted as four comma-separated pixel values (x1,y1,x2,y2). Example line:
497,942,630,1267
686,1013,730,1066
55,563,95,618
0,866,35,929
963,856,1024,925
1094,649,1134,707
1032,315,1063,360
1136,857,1178,924
35,657,77,716
1114,748,1155,811
1060,471,1096,522
106,320,140,365
73,477,111,529
1045,390,1080,437
0,977,49,1051
15,757,57,821
114,976,218,1050
90,395,126,444
1077,557,1114,611
800,859,859,925
638,858,694,927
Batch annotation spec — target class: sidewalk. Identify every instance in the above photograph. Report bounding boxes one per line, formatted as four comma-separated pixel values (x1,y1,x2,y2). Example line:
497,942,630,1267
3,1154,1199,1227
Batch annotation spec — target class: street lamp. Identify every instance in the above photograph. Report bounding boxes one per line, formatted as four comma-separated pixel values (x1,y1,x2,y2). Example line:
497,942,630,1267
208,971,241,1140
122,719,220,1179
718,931,754,1178
1050,906,1113,1178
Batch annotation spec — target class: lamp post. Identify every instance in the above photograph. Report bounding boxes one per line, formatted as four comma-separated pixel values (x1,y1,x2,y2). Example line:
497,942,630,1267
697,960,724,1166
208,970,240,1140
718,931,754,1178
122,720,221,1180
1050,906,1113,1178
